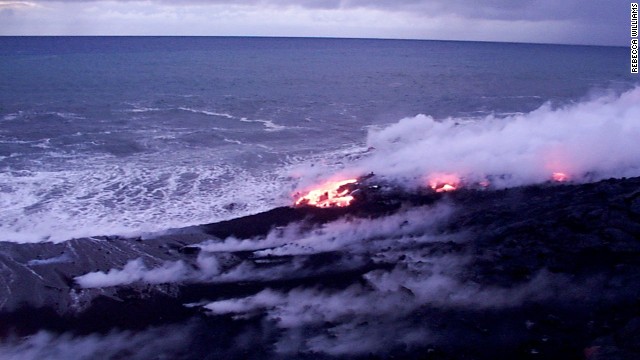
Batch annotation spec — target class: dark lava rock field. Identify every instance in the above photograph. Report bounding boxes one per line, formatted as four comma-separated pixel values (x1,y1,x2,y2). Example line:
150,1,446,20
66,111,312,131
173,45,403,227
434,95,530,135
1,177,640,360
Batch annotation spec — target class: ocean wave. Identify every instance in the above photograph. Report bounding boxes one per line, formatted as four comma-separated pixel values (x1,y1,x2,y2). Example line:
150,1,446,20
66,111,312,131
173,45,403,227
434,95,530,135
239,117,286,132
31,138,52,149
177,107,286,131
0,163,295,243
2,113,20,121
480,95,542,99
223,137,243,145
177,107,235,119
126,106,163,113
1,111,84,121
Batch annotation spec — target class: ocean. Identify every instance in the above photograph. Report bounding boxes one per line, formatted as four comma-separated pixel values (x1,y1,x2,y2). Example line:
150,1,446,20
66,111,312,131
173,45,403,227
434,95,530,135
0,36,636,243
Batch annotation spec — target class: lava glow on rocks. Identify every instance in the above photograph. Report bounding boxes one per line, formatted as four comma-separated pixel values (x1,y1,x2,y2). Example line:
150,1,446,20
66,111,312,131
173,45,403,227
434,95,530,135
295,170,569,208
294,179,358,208
552,172,569,182
428,173,460,193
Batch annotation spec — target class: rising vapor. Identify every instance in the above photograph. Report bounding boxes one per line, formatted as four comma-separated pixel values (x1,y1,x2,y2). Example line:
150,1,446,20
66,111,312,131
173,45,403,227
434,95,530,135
347,86,640,189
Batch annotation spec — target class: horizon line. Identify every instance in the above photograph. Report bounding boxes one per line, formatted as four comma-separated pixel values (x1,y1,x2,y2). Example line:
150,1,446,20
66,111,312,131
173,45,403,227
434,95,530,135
0,35,625,48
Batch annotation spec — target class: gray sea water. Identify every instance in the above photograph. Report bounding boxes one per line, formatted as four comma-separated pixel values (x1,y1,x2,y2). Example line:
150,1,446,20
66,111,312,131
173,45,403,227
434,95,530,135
0,36,635,242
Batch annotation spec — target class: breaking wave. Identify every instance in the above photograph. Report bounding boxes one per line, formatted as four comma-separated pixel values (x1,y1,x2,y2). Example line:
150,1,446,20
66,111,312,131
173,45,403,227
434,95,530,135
0,164,293,243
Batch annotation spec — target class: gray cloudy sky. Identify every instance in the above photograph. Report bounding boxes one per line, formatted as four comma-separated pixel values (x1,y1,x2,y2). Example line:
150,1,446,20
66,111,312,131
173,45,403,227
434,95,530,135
0,0,630,45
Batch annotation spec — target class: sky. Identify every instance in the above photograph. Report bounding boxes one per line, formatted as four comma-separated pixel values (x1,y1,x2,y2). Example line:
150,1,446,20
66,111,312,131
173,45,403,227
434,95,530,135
0,0,631,46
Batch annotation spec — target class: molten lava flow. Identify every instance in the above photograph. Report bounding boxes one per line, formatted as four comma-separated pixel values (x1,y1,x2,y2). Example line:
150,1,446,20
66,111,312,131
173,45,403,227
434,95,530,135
437,184,457,192
428,174,460,193
295,179,358,208
552,172,569,182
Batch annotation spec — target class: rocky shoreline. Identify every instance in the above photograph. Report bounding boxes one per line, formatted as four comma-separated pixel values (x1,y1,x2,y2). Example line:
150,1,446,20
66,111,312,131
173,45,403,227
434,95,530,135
2,177,640,359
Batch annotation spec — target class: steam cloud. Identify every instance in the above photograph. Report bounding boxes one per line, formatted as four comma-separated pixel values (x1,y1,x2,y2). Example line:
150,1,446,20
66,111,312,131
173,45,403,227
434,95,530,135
337,86,640,189
75,204,454,288
0,324,190,360
75,253,220,288
72,202,594,355
203,268,576,355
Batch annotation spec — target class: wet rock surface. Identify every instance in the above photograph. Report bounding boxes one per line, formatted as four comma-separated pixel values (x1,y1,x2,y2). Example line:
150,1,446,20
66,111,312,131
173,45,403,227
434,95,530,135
1,177,640,359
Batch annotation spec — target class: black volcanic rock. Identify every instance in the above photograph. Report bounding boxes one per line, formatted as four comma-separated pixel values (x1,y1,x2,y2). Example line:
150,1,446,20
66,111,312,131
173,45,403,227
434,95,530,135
1,177,640,359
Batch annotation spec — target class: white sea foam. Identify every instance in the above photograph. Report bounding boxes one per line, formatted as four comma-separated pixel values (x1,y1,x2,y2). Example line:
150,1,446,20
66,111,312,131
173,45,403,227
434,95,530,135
239,117,286,131
0,139,33,145
480,95,542,99
128,106,162,113
176,106,285,131
31,139,52,149
177,107,235,119
2,113,20,121
52,112,85,120
0,163,294,243
223,138,243,145
1,111,84,122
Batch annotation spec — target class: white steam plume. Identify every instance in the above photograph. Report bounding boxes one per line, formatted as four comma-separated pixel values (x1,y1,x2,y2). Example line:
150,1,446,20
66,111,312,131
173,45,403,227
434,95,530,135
202,259,583,355
0,325,190,360
74,204,453,288
70,200,603,356
345,86,640,188
75,253,220,288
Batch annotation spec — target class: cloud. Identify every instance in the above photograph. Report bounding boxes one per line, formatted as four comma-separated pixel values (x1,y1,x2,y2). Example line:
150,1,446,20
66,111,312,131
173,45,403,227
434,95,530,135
20,0,623,23
0,1,38,9
1,0,628,45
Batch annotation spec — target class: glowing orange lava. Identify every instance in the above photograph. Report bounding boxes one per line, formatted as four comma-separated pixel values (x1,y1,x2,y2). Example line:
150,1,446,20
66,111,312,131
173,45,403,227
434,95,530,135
552,172,569,182
428,174,460,193
436,184,457,192
295,179,358,208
